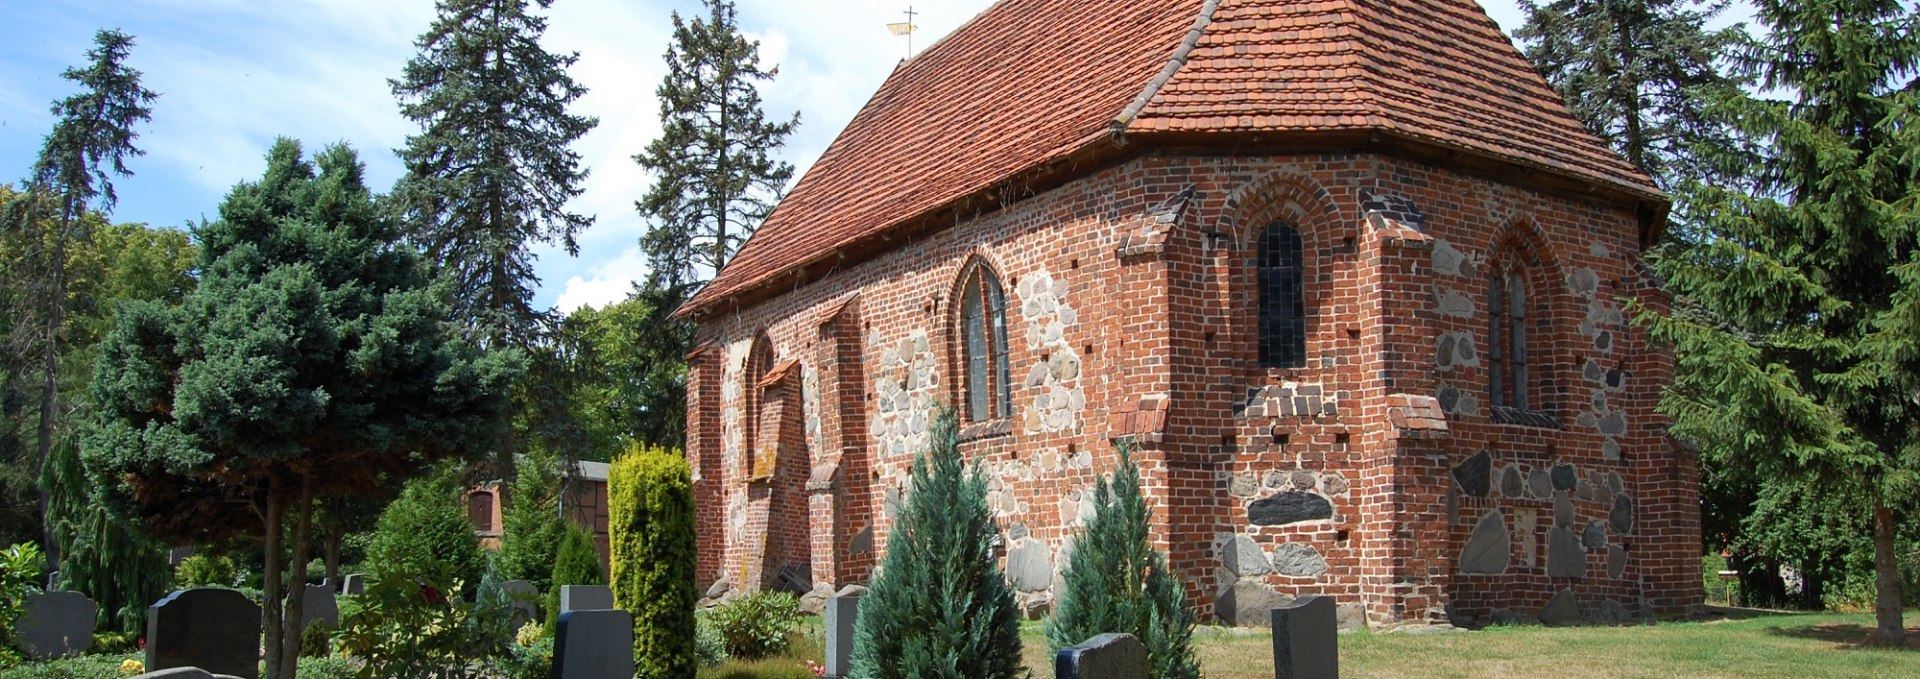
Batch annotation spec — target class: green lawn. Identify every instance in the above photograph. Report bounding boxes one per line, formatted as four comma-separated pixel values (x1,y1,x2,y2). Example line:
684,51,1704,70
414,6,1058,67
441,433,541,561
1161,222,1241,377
704,610,1920,679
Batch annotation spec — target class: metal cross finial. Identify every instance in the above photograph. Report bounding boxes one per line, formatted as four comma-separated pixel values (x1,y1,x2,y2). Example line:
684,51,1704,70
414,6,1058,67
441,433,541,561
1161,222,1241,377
887,6,919,59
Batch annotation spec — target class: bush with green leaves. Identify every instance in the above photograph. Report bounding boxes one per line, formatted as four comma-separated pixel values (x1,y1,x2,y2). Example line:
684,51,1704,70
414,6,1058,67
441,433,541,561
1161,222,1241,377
545,523,603,629
608,443,696,676
364,465,486,599
173,553,238,589
0,542,45,669
848,408,1021,679
693,609,727,667
0,651,138,678
335,560,516,679
1046,441,1197,679
706,590,800,661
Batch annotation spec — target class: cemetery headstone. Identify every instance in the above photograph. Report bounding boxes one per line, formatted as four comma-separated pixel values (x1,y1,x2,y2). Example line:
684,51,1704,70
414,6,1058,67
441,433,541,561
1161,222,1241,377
146,587,261,679
1271,596,1337,679
501,579,539,627
131,668,245,679
1054,633,1146,679
552,609,634,679
340,573,365,595
824,593,862,678
301,581,339,628
559,584,614,612
14,590,95,659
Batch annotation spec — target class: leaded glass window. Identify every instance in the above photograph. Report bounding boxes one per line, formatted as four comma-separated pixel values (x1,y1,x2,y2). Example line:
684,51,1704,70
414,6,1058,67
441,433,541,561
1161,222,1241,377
959,264,1010,422
1258,222,1306,368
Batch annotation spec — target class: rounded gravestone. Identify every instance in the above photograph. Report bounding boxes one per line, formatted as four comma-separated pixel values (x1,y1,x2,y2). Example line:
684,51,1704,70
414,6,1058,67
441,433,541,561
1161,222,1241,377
146,587,261,679
15,591,94,659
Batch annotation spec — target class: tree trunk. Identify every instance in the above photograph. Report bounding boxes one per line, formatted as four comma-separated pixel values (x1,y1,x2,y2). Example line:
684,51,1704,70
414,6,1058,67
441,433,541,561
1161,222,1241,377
322,512,343,586
262,475,286,679
34,205,72,572
279,477,314,679
1871,503,1905,647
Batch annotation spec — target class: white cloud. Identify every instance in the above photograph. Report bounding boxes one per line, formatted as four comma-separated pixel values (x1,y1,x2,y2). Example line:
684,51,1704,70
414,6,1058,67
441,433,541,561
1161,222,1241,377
555,246,650,312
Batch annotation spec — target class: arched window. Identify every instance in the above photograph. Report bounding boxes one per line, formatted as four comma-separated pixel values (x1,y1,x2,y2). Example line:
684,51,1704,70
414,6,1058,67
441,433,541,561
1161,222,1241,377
957,263,1011,422
1489,264,1529,410
1258,222,1306,368
744,334,773,476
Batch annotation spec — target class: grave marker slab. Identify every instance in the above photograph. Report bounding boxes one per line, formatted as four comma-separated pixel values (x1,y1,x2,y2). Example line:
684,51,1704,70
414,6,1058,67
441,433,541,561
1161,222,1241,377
552,609,634,679
824,593,862,678
146,588,261,679
340,573,365,595
1271,595,1337,679
14,590,95,659
559,584,614,612
301,582,338,628
1055,632,1146,679
501,579,539,626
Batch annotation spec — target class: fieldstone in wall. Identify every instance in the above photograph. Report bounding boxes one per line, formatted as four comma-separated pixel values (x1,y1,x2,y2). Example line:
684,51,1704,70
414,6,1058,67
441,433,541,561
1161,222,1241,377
1223,535,1272,577
1528,468,1553,499
1270,543,1328,577
1436,289,1475,317
1607,544,1629,579
1321,472,1350,496
1006,541,1053,593
1263,471,1286,490
1583,521,1608,551
1598,598,1632,625
848,527,873,556
1550,464,1577,491
1568,268,1600,298
1460,510,1510,575
1547,527,1587,578
1018,269,1084,435
1611,494,1634,534
1432,239,1467,277
1539,589,1583,627
1229,474,1258,498
1248,492,1333,526
1499,465,1525,498
1515,508,1539,568
1453,451,1491,498
1435,332,1480,370
1215,581,1293,627
1554,493,1575,529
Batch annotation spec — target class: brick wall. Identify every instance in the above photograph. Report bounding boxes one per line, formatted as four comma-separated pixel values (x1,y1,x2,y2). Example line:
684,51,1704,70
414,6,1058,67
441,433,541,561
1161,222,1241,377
687,150,1700,627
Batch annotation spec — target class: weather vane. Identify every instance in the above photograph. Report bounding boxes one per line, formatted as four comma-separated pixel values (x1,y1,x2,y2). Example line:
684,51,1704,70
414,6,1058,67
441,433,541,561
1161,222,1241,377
887,6,919,59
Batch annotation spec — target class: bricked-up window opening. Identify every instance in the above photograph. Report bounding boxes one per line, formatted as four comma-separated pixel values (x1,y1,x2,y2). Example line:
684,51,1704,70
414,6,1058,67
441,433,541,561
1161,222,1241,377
744,334,774,479
959,264,1011,422
468,490,494,532
1489,266,1529,409
1258,222,1306,368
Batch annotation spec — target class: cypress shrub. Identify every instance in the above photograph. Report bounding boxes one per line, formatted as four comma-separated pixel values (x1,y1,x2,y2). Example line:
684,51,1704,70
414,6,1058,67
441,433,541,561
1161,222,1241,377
546,522,604,628
1045,441,1197,679
365,465,486,597
498,451,566,593
848,408,1021,679
608,443,697,678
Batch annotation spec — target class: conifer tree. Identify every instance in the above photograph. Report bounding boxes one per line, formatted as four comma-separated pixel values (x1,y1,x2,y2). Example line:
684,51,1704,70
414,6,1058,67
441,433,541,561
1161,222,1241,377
1645,0,1919,645
391,0,597,349
1047,441,1197,679
1516,0,1746,195
634,0,798,289
848,408,1021,679
497,447,566,592
3,29,155,566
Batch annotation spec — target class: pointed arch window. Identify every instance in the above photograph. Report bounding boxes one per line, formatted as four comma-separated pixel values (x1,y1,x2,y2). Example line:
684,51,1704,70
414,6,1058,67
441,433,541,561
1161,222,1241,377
744,334,774,478
1489,264,1529,410
957,263,1011,422
1258,222,1306,368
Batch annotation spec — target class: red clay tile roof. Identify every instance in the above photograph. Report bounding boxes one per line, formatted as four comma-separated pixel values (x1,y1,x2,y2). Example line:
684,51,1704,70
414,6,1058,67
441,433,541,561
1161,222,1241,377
681,0,1659,318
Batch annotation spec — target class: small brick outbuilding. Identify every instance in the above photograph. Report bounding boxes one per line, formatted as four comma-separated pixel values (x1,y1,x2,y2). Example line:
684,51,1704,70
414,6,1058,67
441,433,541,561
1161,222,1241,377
674,0,1701,628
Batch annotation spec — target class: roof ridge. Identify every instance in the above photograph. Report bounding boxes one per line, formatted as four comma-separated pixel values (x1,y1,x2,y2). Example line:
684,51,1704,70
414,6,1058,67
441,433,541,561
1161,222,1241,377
1112,0,1223,137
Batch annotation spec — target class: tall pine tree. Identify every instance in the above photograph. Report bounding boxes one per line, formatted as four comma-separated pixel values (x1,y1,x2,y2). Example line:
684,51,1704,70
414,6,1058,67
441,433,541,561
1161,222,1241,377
2,29,155,567
634,0,797,290
1516,0,1746,195
848,408,1021,679
1645,0,1919,645
391,0,597,350
1046,442,1197,679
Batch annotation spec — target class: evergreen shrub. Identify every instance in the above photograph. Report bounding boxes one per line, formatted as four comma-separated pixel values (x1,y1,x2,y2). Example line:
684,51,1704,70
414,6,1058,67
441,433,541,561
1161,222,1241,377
706,590,799,660
847,408,1021,679
365,465,486,597
545,522,603,629
497,450,566,593
608,443,697,677
1045,441,1197,679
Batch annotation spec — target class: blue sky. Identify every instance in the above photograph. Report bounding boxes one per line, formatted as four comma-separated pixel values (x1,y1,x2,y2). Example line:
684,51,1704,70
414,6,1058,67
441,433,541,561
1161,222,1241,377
2,0,1573,312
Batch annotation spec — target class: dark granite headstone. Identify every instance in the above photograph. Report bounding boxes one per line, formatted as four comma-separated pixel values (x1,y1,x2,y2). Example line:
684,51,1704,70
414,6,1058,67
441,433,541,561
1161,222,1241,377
340,573,365,595
14,590,95,659
552,609,634,679
501,579,539,626
825,593,861,678
130,669,244,679
301,582,338,628
1452,451,1491,497
1055,633,1145,679
1248,492,1332,526
146,588,261,679
559,584,614,612
1271,595,1337,679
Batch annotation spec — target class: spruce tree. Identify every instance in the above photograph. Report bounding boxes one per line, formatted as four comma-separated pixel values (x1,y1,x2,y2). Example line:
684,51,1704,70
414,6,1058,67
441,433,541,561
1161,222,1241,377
497,447,566,592
391,0,597,350
1645,0,1919,646
4,29,155,567
1047,441,1197,679
848,408,1021,679
1516,0,1746,194
634,0,798,288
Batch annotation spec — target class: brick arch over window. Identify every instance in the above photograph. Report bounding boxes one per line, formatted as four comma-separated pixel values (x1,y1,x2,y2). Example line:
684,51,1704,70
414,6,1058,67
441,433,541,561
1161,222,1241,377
1485,218,1565,425
743,332,775,479
1222,172,1342,372
950,257,1012,423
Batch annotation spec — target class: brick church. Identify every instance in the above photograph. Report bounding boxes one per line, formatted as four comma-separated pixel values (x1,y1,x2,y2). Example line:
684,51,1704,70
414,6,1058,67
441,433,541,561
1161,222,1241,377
674,0,1701,629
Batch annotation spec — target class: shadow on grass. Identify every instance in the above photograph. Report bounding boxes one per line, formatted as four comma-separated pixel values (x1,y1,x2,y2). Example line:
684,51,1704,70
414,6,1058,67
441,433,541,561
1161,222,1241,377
1697,604,1807,621
1762,623,1920,650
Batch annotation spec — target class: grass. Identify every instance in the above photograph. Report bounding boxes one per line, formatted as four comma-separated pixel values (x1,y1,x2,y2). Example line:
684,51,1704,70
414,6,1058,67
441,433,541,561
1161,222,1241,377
701,610,1920,679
